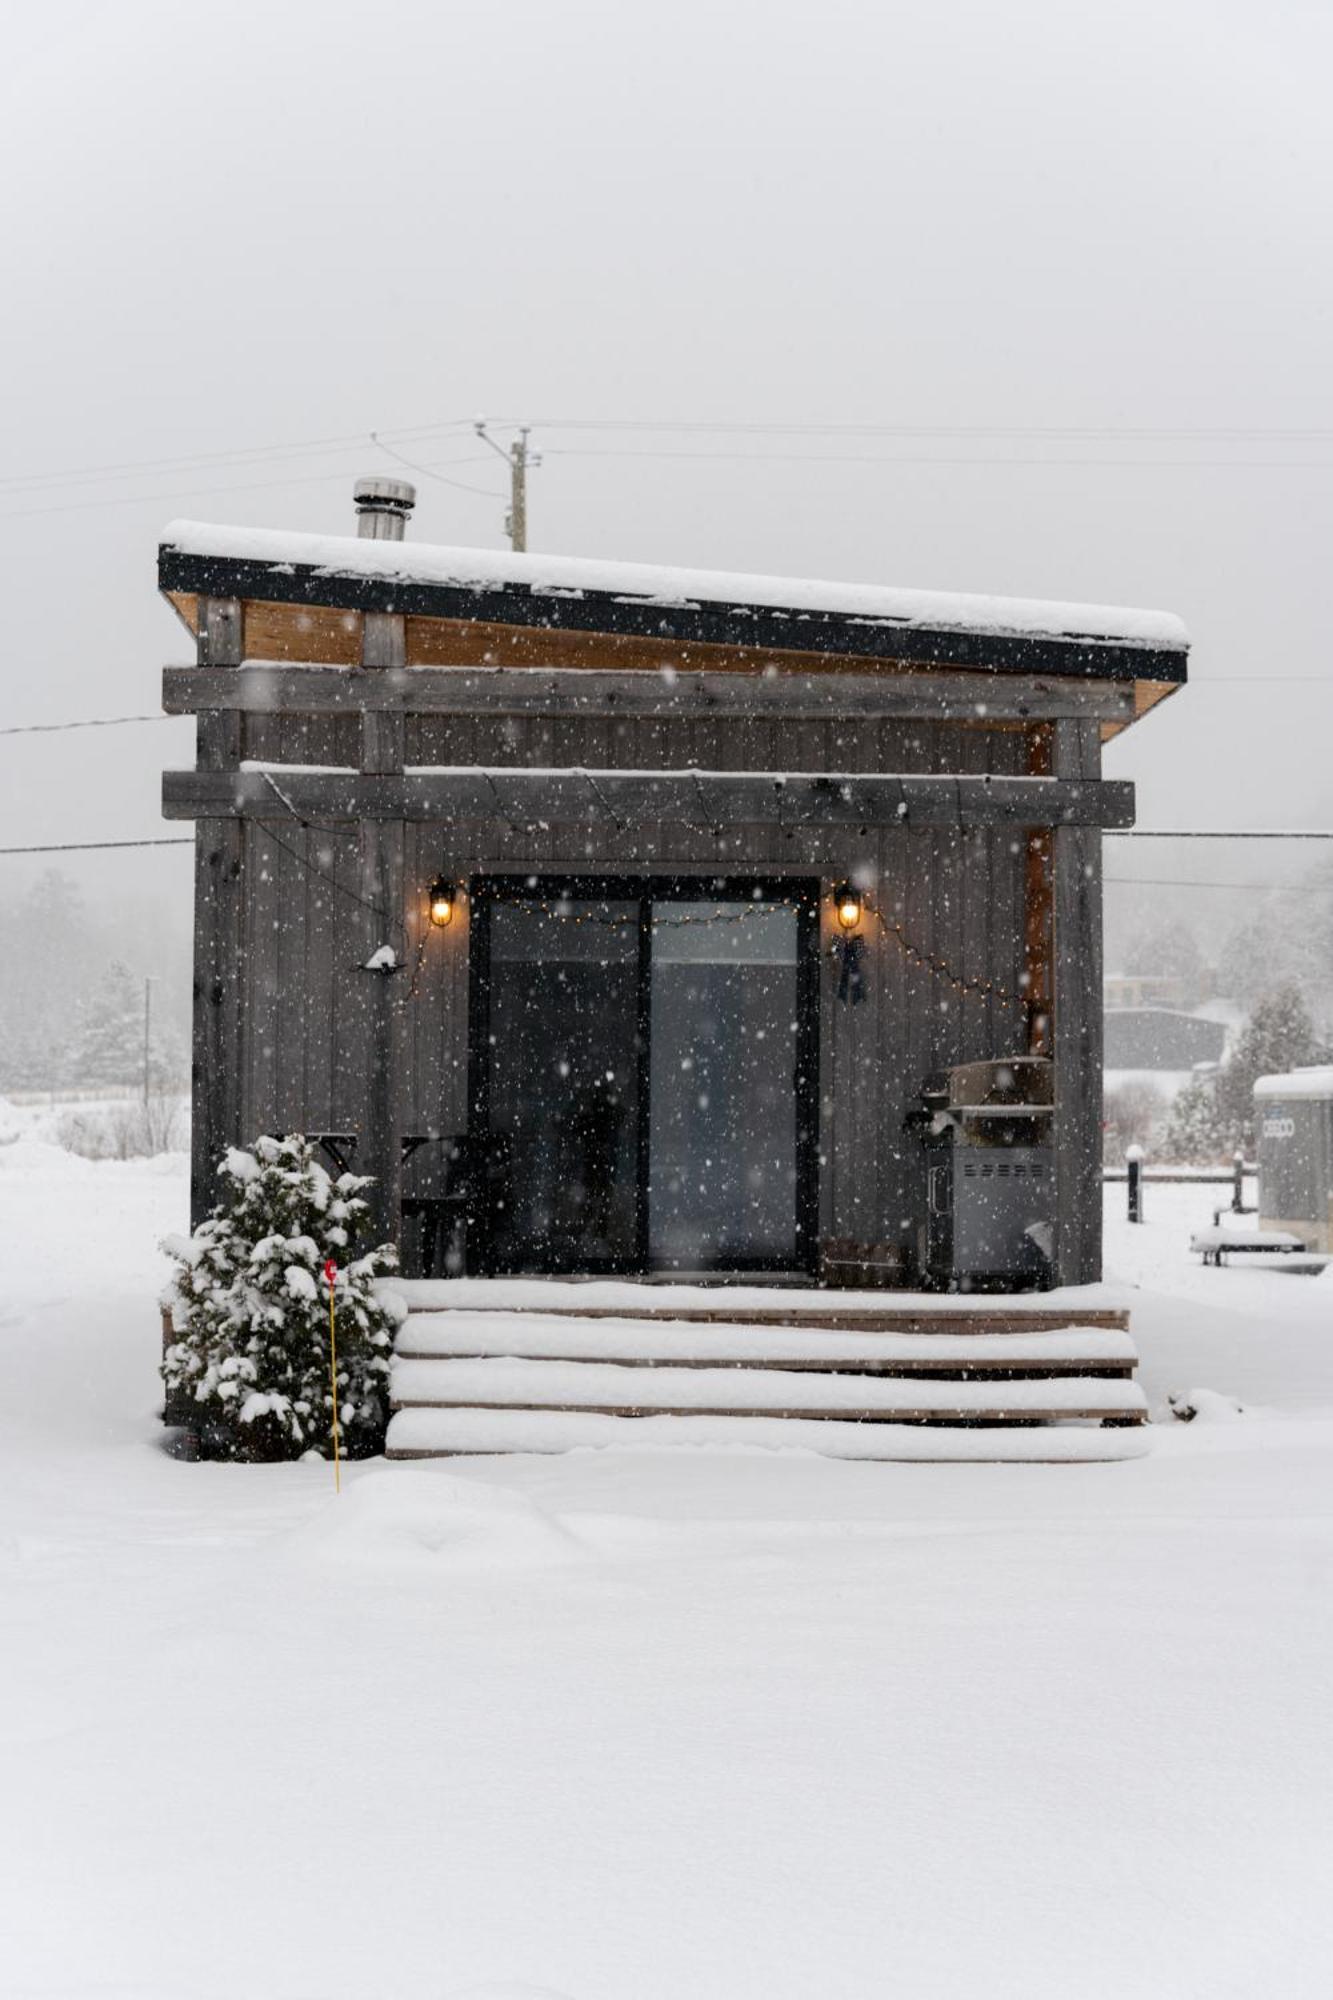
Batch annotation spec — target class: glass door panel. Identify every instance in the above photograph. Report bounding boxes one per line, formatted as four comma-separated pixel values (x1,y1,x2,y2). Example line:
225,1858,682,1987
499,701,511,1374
485,897,641,1273
648,901,801,1270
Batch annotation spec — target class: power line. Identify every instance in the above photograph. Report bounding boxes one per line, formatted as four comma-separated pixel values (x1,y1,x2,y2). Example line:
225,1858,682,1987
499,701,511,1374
0,837,193,855
514,416,1333,442
1106,877,1315,892
544,444,1333,471
14,413,1331,495
0,451,499,523
370,434,505,502
0,419,474,493
8,410,1333,524
0,714,177,738
1110,829,1333,839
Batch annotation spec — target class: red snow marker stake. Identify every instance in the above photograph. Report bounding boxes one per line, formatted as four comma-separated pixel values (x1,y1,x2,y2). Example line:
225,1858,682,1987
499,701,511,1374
324,1258,341,1493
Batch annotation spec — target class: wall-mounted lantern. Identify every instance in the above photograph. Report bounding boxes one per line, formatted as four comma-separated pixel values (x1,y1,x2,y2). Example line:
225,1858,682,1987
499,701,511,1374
833,882,863,933
427,877,456,928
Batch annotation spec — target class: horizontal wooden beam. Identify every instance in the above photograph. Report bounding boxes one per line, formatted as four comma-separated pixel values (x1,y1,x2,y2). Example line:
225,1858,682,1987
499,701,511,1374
163,766,1136,830
162,663,1138,724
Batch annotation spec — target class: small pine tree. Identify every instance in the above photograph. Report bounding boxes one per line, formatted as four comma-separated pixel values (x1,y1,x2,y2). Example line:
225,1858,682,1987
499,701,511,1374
1161,1071,1229,1164
1215,983,1326,1154
73,960,146,1090
1163,983,1328,1162
162,1135,399,1462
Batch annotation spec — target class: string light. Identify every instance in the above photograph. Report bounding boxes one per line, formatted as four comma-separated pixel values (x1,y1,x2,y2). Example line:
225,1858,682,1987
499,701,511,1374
869,904,1024,1008
488,899,773,930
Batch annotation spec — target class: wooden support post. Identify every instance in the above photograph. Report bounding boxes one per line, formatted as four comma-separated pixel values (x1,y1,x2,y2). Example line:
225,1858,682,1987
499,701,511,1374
191,597,244,1226
358,611,407,1250
1023,725,1053,1054
1051,717,1111,1286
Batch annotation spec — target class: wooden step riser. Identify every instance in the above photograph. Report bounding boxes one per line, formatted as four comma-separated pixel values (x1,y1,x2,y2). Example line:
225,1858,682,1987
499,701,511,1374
402,1305,1131,1334
384,1445,1143,1463
390,1398,1146,1425
395,1353,1135,1379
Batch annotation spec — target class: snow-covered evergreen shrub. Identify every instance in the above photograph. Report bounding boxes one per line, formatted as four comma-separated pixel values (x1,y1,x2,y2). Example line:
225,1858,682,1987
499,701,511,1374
1161,1072,1229,1164
1214,983,1328,1151
1162,983,1330,1161
162,1135,399,1462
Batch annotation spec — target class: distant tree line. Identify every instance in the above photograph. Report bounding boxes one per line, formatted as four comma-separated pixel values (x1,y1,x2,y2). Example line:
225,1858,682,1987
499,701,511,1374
0,868,189,1097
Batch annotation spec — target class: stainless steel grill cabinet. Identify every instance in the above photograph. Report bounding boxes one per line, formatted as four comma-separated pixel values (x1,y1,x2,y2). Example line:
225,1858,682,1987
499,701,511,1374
917,1058,1056,1289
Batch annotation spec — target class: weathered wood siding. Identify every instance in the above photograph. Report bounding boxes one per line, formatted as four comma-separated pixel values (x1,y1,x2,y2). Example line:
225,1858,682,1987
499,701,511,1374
222,712,1036,1277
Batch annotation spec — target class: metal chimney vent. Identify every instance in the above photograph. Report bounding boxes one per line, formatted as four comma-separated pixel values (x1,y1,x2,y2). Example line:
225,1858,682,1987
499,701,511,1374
354,476,416,540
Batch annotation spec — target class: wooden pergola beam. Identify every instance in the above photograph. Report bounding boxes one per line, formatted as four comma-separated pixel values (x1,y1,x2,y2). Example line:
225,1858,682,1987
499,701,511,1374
162,663,1138,725
163,767,1135,830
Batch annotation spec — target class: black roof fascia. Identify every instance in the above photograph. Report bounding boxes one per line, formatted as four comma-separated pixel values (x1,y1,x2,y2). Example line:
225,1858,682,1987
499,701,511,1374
158,546,1188,684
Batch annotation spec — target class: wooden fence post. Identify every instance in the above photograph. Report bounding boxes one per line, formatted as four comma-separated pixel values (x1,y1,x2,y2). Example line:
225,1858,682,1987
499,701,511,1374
1126,1145,1145,1224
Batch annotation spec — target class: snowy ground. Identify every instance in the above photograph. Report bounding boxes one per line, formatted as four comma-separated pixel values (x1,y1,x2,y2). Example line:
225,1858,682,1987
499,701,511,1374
2,1110,1331,1999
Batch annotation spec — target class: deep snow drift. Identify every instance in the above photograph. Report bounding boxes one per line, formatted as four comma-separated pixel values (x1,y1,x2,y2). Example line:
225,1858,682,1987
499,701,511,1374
1,1114,1330,1998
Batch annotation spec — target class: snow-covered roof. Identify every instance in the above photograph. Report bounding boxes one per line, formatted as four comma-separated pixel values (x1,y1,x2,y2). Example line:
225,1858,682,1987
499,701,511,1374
160,519,1189,658
1254,1066,1333,1102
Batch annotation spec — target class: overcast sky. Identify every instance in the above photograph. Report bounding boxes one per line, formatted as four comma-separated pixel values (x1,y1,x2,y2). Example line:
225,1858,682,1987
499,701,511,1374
2,0,1330,950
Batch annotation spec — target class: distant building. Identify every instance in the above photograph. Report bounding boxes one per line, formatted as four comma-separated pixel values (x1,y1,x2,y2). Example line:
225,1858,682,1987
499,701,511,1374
1255,1066,1333,1253
1103,1008,1227,1073
1105,971,1212,1012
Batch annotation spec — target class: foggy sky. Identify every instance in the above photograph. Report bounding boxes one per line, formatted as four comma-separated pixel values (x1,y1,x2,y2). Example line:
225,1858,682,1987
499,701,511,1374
2,0,1330,953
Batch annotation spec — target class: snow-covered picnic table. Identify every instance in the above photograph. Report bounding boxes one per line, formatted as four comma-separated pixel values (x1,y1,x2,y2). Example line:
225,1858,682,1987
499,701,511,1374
1190,1225,1307,1266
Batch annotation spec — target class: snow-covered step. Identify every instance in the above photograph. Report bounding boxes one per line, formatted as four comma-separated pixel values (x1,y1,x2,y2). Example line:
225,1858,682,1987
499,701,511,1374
390,1355,1148,1423
386,1278,1131,1335
395,1310,1137,1376
385,1406,1152,1463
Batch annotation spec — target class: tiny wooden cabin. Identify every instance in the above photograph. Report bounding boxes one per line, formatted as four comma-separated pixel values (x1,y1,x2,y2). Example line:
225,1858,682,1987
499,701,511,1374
160,480,1187,1292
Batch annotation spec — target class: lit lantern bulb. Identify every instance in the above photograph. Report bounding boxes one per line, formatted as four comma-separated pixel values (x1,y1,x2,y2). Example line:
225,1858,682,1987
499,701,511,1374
427,877,454,928
834,884,862,932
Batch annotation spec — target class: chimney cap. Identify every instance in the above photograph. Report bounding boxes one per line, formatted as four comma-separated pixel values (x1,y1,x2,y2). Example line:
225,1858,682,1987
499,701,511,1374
353,475,416,515
353,474,416,540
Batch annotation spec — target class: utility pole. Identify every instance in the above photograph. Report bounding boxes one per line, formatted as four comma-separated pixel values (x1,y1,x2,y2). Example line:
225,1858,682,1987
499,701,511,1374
474,421,541,552
508,427,530,553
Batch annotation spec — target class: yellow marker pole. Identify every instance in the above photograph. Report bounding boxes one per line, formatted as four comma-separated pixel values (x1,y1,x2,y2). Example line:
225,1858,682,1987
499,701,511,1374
325,1259,342,1493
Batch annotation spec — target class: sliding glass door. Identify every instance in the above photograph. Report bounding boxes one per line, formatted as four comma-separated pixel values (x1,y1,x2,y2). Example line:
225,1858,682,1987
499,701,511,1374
648,901,803,1269
472,880,816,1275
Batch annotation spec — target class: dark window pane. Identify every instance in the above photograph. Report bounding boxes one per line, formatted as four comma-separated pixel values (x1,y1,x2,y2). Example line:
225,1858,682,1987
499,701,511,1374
648,902,800,1269
487,899,640,1272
